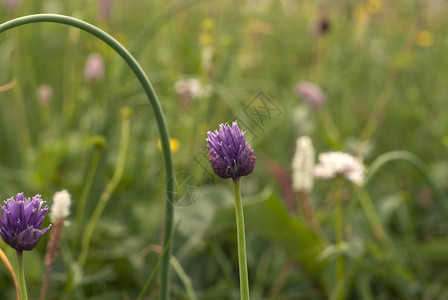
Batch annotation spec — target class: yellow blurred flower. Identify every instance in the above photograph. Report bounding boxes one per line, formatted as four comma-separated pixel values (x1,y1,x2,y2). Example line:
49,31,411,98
415,31,433,47
158,138,180,153
199,33,214,46
355,6,369,23
365,0,381,14
443,136,448,148
202,18,215,31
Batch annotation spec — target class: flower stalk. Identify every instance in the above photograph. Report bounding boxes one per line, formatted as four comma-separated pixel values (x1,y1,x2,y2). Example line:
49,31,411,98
16,250,28,300
233,178,250,300
0,248,19,300
334,178,344,300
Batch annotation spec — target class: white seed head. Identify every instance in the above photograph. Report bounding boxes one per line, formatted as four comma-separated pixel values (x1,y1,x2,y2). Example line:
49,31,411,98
292,136,315,192
314,152,365,185
50,190,71,222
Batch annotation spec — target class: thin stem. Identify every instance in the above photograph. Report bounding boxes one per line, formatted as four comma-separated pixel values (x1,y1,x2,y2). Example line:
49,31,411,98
334,178,344,300
16,250,28,300
170,256,197,300
318,108,341,149
71,150,101,252
0,14,175,300
298,190,320,234
357,189,388,242
232,178,250,300
77,110,130,270
0,248,19,300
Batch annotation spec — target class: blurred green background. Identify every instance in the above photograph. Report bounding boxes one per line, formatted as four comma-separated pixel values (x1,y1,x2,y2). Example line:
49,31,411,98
1,0,448,299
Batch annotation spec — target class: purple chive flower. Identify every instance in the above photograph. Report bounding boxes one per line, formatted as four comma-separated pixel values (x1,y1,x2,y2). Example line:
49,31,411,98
0,193,51,251
206,121,256,179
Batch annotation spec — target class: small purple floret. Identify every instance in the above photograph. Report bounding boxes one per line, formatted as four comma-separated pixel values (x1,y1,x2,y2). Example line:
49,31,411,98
0,193,51,251
206,121,256,179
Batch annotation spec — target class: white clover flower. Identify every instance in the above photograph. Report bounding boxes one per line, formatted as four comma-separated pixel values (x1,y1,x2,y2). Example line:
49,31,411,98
292,136,315,192
314,152,365,185
50,190,71,223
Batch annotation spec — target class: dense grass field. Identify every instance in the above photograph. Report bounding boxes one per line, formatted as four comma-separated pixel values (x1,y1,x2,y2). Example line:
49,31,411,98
1,0,448,299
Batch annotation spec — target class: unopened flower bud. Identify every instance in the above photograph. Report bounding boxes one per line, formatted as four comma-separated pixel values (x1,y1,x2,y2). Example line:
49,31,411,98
206,121,256,179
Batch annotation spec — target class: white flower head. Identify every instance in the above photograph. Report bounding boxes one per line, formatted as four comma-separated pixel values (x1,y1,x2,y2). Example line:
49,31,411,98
314,152,365,185
50,189,71,222
292,136,315,192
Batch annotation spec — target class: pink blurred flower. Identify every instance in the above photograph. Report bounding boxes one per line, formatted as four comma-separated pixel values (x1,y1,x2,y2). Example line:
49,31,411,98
83,53,105,82
295,81,326,109
37,84,53,106
3,0,20,12
98,0,114,21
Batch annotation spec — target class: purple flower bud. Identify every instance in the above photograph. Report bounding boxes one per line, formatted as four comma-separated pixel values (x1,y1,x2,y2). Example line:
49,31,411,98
0,193,51,251
37,84,53,106
83,53,105,82
206,121,256,179
295,81,326,109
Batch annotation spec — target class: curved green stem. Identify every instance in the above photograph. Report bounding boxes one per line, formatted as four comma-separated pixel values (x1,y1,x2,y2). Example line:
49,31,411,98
232,178,250,300
366,150,448,219
16,251,28,300
0,14,175,300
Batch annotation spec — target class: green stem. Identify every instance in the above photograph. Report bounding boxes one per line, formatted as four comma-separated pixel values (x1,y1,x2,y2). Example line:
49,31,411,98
77,111,130,270
334,178,344,300
232,178,250,300
318,108,341,149
357,189,388,242
16,251,28,300
71,150,101,252
170,256,197,300
0,14,175,300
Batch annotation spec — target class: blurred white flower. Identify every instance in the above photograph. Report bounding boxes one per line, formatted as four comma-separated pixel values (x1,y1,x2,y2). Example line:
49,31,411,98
175,78,210,108
292,136,315,192
314,152,365,185
295,81,326,109
83,53,105,82
37,84,53,106
50,190,71,223
175,79,202,98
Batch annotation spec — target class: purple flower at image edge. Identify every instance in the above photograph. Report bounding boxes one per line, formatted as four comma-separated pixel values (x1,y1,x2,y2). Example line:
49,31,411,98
0,193,51,251
206,121,256,179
